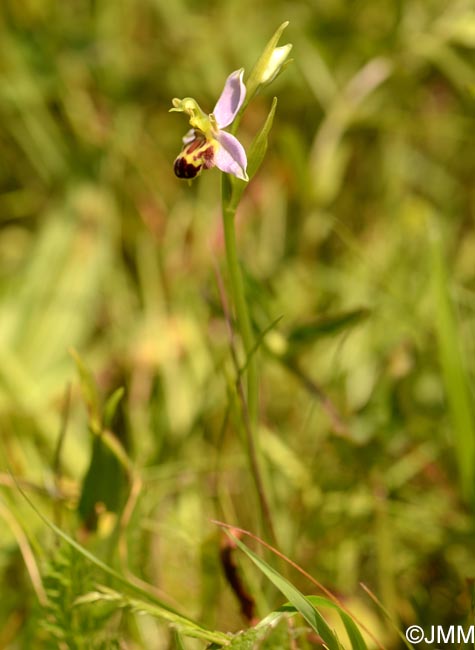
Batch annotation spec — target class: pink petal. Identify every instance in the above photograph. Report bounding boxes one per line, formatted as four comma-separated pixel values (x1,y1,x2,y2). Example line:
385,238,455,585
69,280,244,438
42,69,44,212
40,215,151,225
214,130,248,181
213,69,246,129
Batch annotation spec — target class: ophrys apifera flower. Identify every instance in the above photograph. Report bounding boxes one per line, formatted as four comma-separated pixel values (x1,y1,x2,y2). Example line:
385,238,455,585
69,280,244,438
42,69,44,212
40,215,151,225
171,69,248,182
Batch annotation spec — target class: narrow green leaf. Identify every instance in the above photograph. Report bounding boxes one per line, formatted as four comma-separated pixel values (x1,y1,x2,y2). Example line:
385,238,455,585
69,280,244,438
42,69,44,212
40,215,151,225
75,586,229,645
229,533,342,650
239,315,284,377
173,629,187,650
70,349,101,433
267,596,368,650
103,386,125,429
247,97,278,182
287,309,370,348
78,430,130,529
339,611,368,650
229,97,278,209
432,230,475,504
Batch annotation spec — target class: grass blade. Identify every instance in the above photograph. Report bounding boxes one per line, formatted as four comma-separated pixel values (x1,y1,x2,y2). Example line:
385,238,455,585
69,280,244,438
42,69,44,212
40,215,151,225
228,531,342,650
431,229,475,504
270,597,368,650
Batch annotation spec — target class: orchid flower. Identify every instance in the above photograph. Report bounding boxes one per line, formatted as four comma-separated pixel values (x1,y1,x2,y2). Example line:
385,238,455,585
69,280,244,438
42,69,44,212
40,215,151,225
170,69,248,182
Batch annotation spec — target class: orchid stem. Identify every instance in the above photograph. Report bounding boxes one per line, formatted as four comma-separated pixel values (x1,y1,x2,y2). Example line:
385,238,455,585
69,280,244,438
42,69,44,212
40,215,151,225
222,206,258,424
221,177,276,544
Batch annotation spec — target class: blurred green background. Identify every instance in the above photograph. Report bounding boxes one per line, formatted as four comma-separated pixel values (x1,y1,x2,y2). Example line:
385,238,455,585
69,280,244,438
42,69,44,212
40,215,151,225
1,0,475,647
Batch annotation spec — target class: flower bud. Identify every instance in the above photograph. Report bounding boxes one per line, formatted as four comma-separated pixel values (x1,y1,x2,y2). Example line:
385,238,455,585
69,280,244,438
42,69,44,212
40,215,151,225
259,43,293,85
245,22,292,101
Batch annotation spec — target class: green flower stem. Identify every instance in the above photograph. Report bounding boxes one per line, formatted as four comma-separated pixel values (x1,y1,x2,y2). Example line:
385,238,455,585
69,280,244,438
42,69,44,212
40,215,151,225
221,177,276,544
222,203,258,425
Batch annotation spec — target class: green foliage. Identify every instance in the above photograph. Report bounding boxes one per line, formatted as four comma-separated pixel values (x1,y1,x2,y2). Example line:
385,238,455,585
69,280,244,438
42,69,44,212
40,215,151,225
229,533,344,650
286,308,370,349
71,351,131,529
74,586,229,645
78,430,128,529
39,544,120,649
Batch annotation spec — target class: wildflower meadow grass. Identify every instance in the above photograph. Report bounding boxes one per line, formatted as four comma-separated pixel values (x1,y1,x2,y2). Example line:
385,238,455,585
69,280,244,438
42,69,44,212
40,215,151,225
0,1,474,648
